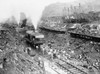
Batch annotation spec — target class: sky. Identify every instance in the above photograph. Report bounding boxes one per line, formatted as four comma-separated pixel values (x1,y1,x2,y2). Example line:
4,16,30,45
0,0,83,29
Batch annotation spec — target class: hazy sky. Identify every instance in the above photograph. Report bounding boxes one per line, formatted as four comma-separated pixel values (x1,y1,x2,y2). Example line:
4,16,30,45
0,0,80,28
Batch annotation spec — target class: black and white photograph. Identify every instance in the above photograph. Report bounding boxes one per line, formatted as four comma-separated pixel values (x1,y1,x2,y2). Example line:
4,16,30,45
0,0,100,74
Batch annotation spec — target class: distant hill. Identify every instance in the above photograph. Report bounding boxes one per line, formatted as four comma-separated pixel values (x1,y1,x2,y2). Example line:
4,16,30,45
42,1,100,18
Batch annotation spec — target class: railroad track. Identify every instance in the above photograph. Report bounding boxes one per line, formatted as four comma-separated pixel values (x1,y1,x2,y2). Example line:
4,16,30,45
55,58,88,74
50,62,73,74
55,62,74,74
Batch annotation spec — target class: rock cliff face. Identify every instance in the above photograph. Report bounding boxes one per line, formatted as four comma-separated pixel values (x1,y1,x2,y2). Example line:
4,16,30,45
42,3,67,17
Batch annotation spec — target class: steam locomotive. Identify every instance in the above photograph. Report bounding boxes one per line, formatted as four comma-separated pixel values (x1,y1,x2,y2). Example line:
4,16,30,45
25,30,44,49
19,19,44,50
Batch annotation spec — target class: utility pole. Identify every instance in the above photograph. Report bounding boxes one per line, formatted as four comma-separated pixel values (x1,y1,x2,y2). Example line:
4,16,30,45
78,3,81,20
70,5,73,14
62,7,67,17
73,6,77,14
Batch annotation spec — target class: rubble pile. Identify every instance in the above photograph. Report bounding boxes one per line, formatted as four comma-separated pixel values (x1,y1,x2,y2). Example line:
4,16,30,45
0,14,44,74
38,16,66,32
38,13,100,73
